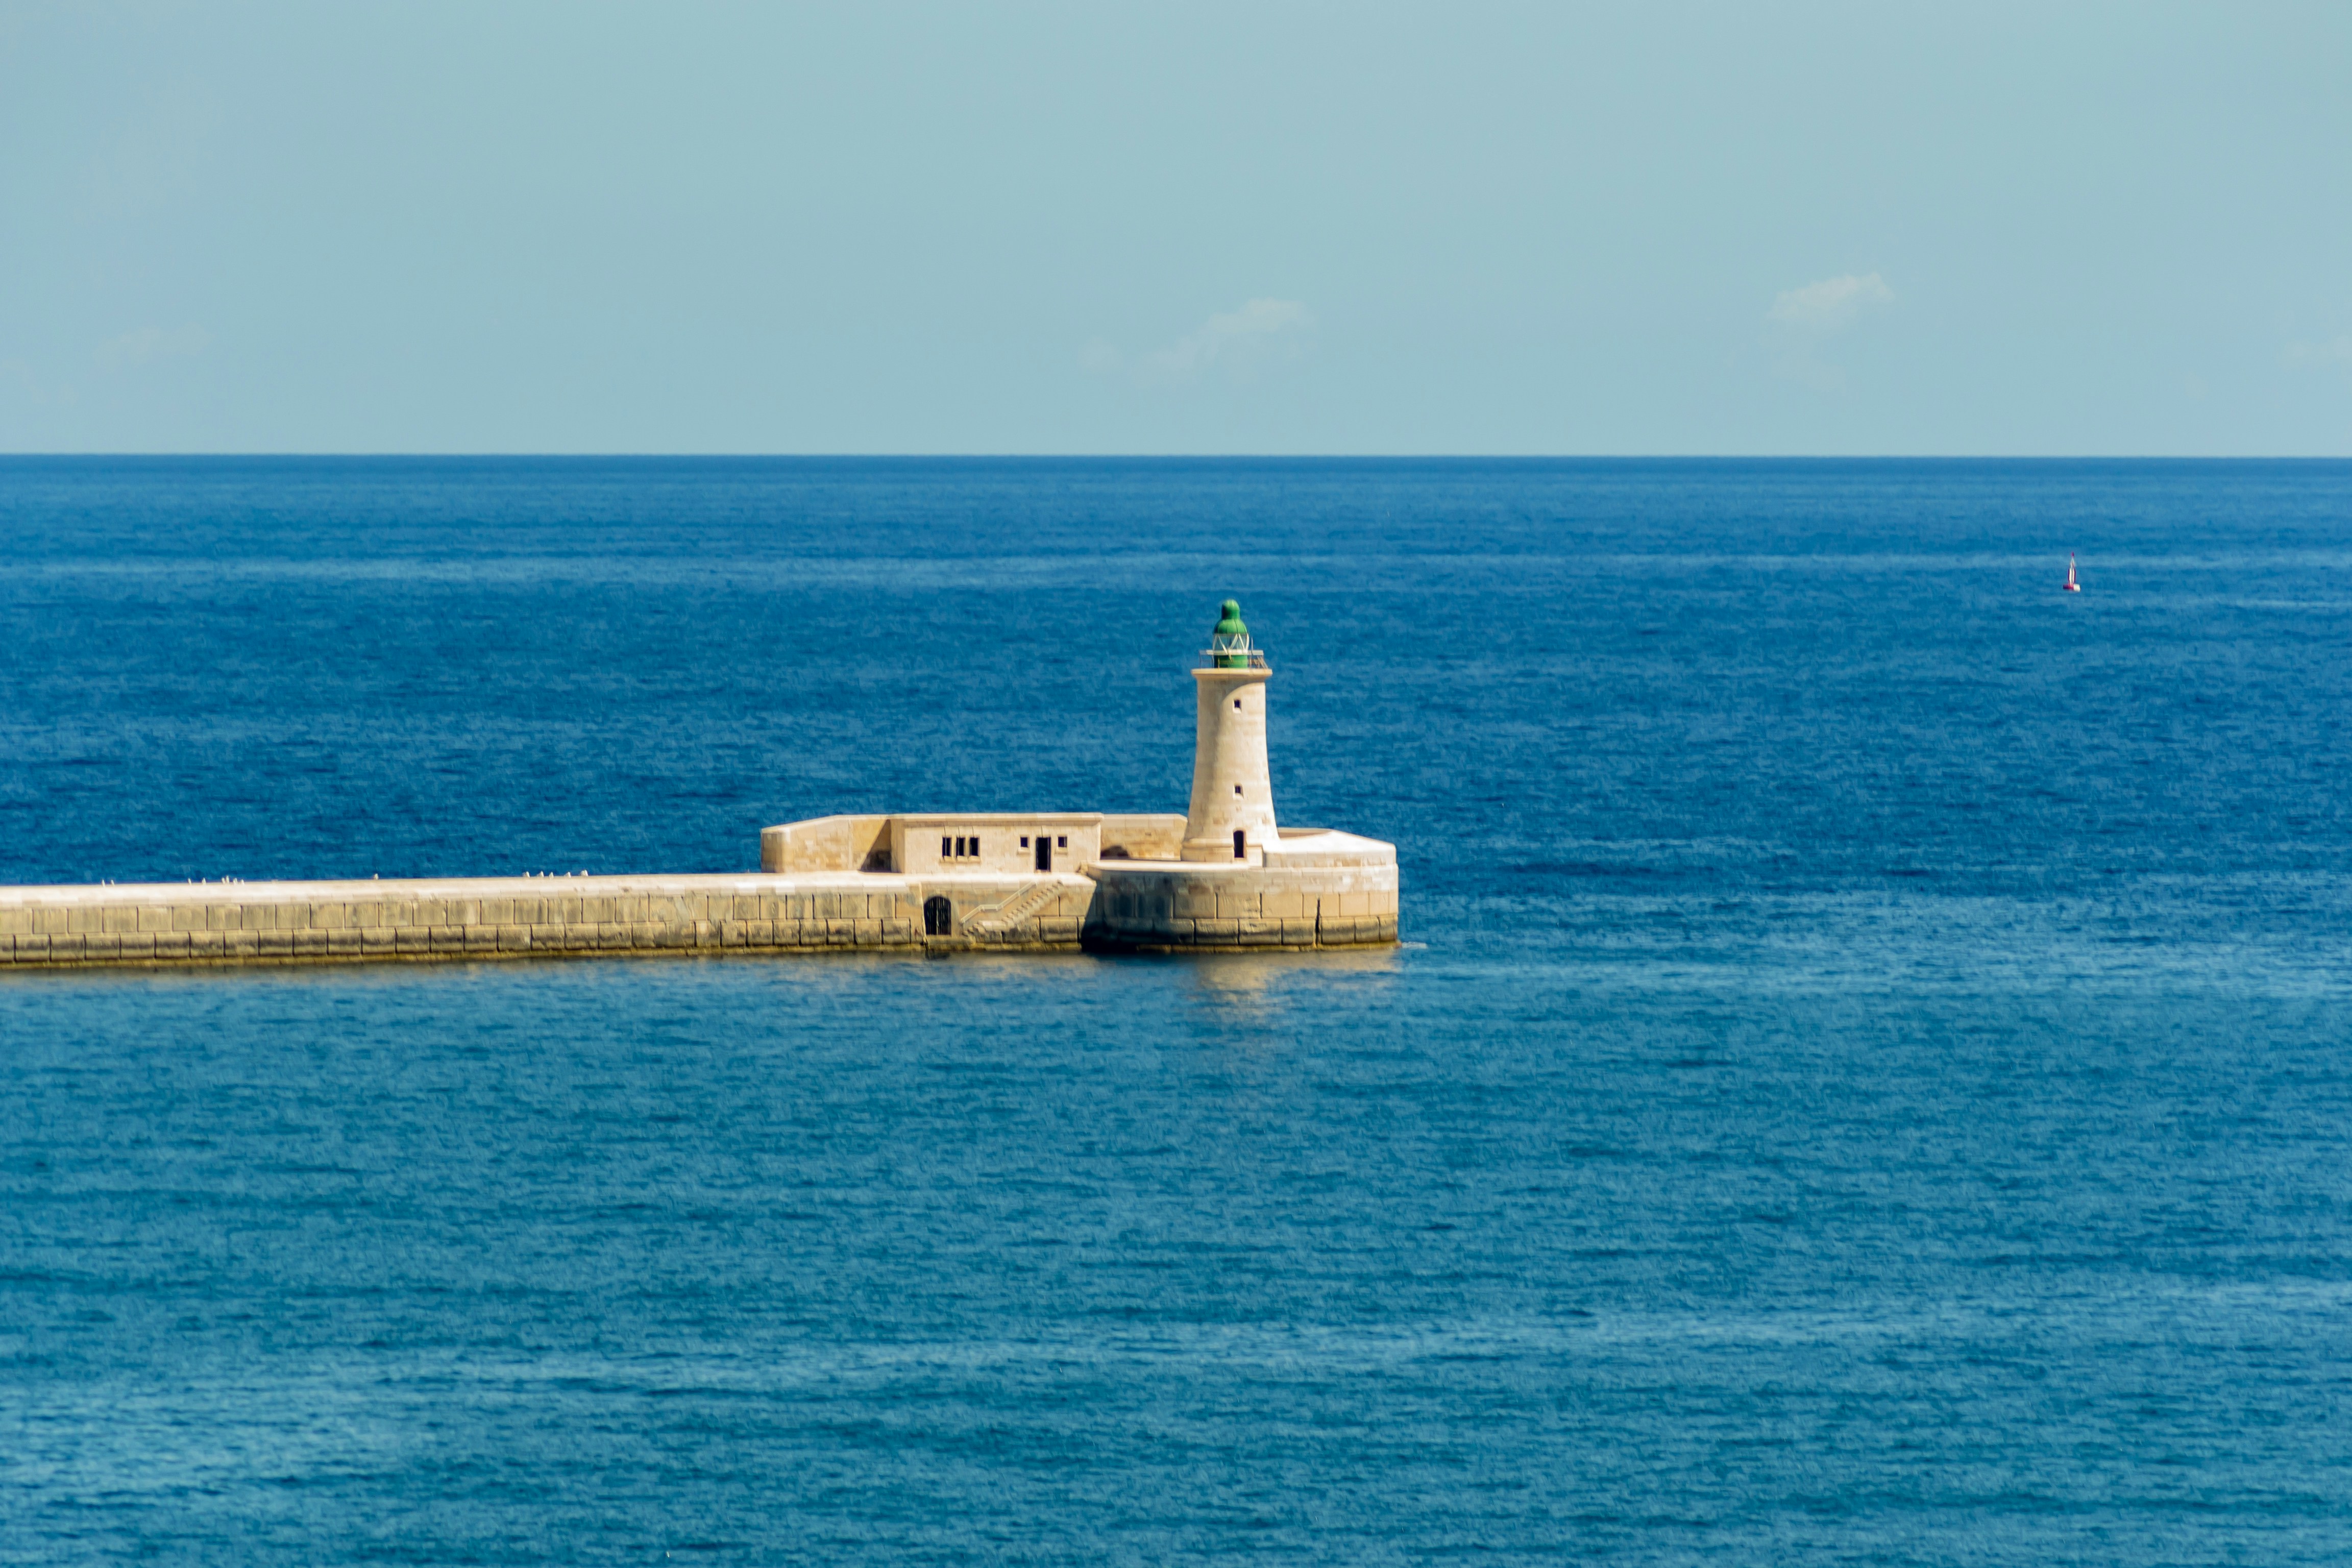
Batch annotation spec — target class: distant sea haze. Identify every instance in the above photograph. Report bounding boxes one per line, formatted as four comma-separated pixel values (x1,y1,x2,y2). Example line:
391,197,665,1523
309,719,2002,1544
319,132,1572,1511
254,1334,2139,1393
5,457,2351,1563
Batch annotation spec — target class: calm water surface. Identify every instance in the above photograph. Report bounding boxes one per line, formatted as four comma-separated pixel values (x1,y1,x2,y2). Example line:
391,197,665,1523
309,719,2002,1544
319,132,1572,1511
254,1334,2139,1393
4,458,2351,1563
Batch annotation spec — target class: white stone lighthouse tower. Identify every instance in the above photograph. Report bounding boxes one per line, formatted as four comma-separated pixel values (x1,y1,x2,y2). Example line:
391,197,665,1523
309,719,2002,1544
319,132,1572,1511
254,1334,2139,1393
1182,599,1278,862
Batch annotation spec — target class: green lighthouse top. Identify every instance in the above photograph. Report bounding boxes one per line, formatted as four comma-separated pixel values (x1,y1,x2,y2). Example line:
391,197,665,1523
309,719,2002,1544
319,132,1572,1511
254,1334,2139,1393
1208,598,1262,669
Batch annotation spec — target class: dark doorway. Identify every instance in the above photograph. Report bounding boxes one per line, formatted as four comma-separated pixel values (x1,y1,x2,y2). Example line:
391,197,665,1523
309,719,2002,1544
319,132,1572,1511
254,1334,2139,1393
1035,835,1052,872
1233,829,1246,860
923,896,952,936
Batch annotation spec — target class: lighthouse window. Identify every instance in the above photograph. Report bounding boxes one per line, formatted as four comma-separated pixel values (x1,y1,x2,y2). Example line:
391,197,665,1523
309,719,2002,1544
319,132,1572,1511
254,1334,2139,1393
1233,783,1242,795
1234,697,1242,709
1020,836,1029,847
1057,836,1067,848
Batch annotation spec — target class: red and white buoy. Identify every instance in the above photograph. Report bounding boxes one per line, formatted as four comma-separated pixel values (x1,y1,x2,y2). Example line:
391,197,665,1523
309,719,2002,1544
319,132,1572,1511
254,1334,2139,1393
2063,553,2081,593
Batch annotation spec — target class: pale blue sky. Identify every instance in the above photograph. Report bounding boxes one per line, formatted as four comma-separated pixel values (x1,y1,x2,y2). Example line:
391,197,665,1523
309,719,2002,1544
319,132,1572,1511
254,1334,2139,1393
4,2,2349,454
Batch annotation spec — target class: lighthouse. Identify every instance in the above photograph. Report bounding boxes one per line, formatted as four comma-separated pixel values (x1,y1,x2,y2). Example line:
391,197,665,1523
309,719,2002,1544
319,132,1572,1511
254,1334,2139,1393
1181,599,1278,862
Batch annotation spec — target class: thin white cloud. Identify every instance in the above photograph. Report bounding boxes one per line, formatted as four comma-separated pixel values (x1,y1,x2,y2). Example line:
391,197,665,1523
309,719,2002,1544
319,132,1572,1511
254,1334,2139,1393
1767,273,1894,332
1762,273,1893,393
2285,336,2352,367
1087,298,1313,385
1144,298,1311,379
95,325,210,369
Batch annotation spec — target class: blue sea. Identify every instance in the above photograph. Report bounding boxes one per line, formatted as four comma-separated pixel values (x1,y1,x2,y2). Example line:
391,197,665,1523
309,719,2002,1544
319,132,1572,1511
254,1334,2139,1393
4,458,2351,1564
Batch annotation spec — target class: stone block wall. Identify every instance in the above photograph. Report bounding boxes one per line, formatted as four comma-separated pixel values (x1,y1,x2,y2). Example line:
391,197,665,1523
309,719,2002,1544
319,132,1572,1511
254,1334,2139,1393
0,873,1097,969
1084,863,1401,951
1096,814,1189,861
0,857,1397,969
759,816,894,874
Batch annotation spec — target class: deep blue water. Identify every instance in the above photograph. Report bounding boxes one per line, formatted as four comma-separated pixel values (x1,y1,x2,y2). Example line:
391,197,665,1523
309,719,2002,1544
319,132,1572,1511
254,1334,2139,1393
4,457,2351,1563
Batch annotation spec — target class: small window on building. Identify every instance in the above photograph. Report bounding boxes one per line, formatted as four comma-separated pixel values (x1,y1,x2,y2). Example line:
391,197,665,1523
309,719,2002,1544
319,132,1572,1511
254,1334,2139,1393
1233,829,1246,860
1020,836,1029,848
1233,783,1242,796
1234,697,1242,709
971,836,981,855
1057,836,1067,848
941,836,952,859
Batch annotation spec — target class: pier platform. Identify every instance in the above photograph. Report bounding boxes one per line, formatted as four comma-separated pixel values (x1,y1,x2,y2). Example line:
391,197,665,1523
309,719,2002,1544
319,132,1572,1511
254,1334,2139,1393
0,869,1097,970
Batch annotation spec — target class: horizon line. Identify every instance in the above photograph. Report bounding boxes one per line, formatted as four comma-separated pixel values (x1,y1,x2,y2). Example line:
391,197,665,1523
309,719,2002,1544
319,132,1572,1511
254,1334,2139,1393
4,452,2349,463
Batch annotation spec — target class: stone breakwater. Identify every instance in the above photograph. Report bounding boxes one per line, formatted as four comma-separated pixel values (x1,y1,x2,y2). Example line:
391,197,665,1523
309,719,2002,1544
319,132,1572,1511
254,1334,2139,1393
0,872,1095,969
0,856,1398,970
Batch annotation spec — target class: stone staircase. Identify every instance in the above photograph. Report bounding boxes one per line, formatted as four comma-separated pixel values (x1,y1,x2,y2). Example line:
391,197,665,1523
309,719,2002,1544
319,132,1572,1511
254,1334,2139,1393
960,880,1065,937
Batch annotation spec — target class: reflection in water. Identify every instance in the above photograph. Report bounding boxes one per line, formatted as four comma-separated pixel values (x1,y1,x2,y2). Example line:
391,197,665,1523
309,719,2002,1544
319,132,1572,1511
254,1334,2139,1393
1179,944,1404,1004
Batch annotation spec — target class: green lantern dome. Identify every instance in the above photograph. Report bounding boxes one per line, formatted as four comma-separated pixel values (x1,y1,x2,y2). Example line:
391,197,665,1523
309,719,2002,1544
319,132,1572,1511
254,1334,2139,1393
1209,599,1255,668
